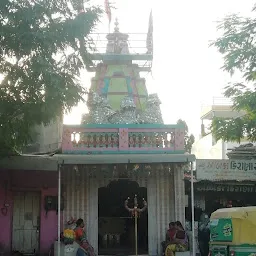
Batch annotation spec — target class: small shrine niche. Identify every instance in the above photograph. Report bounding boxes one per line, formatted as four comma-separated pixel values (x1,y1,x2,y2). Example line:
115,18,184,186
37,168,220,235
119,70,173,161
106,18,130,55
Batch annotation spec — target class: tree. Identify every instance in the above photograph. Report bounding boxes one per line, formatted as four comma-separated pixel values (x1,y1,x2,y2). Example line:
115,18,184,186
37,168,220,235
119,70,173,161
177,119,195,153
0,0,102,155
210,4,256,143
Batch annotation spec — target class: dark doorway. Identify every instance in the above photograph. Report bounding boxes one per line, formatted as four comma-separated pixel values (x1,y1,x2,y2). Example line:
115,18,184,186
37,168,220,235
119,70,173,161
98,179,148,255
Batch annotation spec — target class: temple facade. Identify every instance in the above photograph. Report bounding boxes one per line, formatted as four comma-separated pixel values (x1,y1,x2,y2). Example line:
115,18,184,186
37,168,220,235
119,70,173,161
60,20,194,256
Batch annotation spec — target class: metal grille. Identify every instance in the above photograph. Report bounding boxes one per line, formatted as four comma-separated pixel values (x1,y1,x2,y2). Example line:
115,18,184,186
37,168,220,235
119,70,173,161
201,96,233,109
89,33,150,55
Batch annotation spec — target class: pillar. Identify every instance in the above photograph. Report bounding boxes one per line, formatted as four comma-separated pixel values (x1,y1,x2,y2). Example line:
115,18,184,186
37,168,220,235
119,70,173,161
174,166,185,225
147,176,158,256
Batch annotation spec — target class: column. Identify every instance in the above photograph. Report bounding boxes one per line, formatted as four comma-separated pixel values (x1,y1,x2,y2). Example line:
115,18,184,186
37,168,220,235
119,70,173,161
174,166,185,225
147,176,158,256
87,177,99,254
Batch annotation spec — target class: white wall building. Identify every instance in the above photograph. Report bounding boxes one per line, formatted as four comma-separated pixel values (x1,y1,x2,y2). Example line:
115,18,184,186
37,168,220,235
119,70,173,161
23,116,63,154
192,97,246,159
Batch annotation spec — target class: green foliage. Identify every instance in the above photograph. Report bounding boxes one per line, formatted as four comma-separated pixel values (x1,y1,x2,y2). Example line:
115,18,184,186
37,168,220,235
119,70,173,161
210,4,256,143
176,119,195,153
0,0,103,155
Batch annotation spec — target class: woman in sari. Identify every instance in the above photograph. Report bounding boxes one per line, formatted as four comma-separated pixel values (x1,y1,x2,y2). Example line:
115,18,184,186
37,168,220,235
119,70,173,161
162,222,176,255
165,221,189,256
74,219,96,256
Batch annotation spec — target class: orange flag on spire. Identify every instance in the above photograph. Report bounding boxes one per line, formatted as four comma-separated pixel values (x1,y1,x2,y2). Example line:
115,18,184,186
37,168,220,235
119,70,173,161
104,0,111,25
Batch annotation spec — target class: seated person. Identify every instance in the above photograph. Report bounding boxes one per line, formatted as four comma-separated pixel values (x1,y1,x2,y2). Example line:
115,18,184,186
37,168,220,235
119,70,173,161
165,221,189,256
74,218,96,256
161,222,176,255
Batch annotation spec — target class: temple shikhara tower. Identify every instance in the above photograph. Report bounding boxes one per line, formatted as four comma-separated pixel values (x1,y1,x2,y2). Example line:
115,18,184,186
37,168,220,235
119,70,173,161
82,19,163,125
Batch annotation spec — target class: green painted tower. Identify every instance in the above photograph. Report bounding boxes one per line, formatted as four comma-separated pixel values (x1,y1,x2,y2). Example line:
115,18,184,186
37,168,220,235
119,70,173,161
83,18,163,124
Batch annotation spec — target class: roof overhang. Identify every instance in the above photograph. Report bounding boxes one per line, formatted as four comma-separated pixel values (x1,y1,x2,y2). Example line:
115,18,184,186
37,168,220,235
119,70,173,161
0,155,58,171
56,153,195,165
200,105,246,120
0,154,195,171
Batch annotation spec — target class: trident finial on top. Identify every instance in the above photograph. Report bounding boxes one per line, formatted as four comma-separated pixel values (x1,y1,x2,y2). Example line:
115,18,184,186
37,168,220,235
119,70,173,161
114,18,119,32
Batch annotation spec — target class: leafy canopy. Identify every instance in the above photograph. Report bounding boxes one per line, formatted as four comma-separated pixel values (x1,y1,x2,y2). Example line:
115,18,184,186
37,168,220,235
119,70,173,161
176,119,195,153
211,5,256,143
0,0,102,154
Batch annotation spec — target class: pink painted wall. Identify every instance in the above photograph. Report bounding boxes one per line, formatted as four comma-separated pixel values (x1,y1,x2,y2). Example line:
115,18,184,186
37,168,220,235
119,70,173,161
0,170,62,253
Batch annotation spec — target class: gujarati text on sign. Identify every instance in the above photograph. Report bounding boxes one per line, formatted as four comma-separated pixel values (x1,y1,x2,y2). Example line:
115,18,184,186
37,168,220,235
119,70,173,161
196,159,256,181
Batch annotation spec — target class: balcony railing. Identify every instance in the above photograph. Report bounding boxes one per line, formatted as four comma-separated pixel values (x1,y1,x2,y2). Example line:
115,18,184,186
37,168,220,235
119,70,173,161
86,33,152,72
62,124,185,154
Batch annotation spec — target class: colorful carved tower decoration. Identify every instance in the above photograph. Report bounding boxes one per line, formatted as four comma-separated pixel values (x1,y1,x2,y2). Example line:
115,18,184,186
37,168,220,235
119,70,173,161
82,18,163,124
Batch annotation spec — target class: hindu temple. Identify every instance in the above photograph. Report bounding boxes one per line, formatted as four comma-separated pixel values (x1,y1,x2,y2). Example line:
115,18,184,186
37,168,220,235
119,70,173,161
0,17,195,256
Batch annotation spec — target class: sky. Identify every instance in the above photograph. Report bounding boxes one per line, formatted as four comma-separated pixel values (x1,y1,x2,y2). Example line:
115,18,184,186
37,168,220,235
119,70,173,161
64,0,255,138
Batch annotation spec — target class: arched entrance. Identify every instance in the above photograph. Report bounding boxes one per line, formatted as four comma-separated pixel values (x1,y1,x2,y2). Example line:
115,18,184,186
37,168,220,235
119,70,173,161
98,179,148,255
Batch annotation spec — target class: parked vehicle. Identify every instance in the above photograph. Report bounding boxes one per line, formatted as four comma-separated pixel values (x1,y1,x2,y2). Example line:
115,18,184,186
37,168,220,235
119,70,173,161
209,206,256,256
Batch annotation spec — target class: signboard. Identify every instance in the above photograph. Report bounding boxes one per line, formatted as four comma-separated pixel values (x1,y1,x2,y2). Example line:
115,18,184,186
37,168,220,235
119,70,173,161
196,159,256,181
210,218,233,242
194,184,256,193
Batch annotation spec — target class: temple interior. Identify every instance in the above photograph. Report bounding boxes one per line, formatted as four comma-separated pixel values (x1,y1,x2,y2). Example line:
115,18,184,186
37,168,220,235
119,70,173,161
98,179,148,255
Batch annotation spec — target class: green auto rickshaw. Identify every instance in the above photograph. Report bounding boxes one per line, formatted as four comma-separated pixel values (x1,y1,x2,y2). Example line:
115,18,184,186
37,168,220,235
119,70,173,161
209,206,256,256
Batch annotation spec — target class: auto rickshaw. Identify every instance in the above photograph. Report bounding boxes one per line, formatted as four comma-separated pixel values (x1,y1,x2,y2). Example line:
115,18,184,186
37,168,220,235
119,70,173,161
209,206,256,256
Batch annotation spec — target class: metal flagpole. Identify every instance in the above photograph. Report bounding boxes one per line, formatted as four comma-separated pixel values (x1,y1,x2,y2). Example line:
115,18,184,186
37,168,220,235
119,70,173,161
191,161,196,256
57,163,62,256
